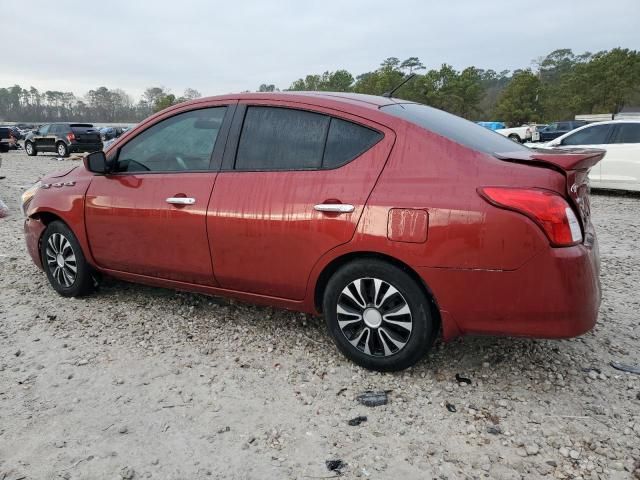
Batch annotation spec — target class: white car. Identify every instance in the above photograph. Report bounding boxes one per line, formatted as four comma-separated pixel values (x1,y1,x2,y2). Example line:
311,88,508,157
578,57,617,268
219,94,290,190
535,120,640,191
496,124,534,143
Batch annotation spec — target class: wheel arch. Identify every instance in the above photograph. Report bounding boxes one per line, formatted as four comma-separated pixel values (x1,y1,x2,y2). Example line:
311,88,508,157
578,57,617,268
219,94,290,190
313,251,442,333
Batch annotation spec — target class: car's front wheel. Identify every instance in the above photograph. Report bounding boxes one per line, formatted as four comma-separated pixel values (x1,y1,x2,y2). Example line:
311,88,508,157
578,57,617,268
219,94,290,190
323,259,437,371
25,141,37,156
56,142,69,157
40,221,94,297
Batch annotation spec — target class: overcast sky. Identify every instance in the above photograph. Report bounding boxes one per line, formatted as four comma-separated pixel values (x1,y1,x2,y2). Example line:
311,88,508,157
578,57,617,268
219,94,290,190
2,0,638,100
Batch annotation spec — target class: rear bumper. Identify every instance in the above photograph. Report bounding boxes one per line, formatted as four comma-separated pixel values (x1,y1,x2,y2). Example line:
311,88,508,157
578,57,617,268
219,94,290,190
69,142,103,153
24,217,46,270
420,236,601,340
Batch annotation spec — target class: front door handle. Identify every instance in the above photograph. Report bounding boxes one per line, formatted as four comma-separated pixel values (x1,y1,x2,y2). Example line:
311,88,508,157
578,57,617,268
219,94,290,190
314,203,355,213
166,197,196,205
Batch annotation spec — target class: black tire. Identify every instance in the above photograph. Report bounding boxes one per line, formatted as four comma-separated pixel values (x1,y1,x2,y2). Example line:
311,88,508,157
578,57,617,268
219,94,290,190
25,141,37,156
40,221,94,297
323,259,436,371
508,134,521,143
56,142,69,158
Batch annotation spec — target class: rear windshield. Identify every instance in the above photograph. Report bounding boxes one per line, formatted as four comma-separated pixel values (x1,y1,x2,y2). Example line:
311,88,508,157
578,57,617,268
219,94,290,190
70,124,97,134
381,103,530,155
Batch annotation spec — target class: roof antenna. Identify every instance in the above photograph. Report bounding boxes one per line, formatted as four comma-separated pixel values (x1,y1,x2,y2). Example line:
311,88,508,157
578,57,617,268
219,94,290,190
382,73,417,98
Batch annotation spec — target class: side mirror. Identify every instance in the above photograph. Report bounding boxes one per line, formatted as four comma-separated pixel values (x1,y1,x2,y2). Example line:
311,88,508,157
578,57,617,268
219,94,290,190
84,151,111,174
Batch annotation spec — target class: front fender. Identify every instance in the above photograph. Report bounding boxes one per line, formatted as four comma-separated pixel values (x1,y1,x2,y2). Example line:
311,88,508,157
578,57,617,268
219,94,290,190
26,175,96,268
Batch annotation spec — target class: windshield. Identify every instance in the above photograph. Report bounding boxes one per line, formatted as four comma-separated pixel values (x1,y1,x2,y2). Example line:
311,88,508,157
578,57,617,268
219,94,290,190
381,103,530,155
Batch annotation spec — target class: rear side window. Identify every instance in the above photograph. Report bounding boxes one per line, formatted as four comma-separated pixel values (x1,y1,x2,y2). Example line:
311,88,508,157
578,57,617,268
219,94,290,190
611,123,640,144
561,124,612,146
323,118,383,168
234,106,383,171
381,103,528,155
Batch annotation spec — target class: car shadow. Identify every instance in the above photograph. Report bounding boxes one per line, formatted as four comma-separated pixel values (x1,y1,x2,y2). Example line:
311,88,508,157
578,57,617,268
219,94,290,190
94,276,591,385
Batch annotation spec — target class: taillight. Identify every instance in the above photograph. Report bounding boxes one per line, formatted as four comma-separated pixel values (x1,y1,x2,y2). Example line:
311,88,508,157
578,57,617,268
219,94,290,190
478,187,582,247
67,132,75,142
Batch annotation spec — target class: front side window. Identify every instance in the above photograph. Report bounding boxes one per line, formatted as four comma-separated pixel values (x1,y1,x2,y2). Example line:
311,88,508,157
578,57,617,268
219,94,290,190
561,124,612,146
611,123,640,144
39,124,50,136
117,107,226,172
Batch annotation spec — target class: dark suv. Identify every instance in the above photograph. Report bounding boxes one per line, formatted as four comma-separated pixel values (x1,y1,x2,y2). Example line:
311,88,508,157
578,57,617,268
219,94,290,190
0,126,18,152
538,120,588,142
24,123,103,157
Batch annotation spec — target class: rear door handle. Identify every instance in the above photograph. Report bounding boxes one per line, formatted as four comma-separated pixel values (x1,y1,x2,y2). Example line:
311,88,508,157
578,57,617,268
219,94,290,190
166,197,196,205
314,203,354,213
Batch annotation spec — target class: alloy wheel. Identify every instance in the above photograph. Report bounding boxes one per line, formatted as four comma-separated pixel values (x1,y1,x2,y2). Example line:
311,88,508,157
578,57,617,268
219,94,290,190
58,144,66,156
337,277,413,357
26,143,33,154
45,233,77,287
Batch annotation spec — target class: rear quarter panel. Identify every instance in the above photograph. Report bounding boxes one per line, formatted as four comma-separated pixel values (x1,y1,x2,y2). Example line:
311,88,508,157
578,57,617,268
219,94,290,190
350,122,567,271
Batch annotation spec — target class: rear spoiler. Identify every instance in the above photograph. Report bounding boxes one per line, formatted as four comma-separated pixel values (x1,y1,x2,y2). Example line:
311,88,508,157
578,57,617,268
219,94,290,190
495,147,605,172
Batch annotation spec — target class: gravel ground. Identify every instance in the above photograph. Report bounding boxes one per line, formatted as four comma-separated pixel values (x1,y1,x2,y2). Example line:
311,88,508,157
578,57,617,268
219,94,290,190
1,150,639,480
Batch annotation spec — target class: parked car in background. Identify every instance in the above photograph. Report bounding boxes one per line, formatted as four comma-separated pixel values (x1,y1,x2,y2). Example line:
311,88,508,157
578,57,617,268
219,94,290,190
538,121,587,142
100,126,126,141
22,92,603,371
496,124,536,143
0,126,16,152
530,124,547,142
4,126,24,140
537,120,640,191
24,123,103,157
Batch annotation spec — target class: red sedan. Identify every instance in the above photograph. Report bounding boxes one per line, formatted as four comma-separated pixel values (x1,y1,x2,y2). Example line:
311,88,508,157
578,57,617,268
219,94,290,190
22,92,602,371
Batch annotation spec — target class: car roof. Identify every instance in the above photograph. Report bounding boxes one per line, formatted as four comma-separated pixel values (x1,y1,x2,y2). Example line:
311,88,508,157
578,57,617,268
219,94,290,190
185,91,414,110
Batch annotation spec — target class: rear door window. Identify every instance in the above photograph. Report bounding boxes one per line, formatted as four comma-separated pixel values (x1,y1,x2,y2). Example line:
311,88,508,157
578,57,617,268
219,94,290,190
235,107,329,170
611,123,640,144
234,106,383,171
561,124,613,146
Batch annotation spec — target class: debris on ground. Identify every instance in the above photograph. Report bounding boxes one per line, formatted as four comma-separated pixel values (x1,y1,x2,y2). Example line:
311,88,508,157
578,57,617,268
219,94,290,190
445,402,456,413
325,459,346,474
610,361,640,375
347,415,367,426
355,391,388,407
0,198,9,218
455,373,472,385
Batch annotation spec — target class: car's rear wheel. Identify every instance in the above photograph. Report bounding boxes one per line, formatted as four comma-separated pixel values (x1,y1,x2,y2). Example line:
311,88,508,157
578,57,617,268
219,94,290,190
56,142,69,158
40,221,94,297
25,141,37,156
508,134,521,143
323,259,436,371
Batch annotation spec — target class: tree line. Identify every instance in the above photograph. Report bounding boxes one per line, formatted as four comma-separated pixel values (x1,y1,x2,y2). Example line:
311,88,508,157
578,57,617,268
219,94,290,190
1,48,638,125
0,86,202,124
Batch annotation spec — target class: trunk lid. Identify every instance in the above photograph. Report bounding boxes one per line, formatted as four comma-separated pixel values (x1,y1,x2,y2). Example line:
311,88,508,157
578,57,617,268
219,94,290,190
495,147,605,233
